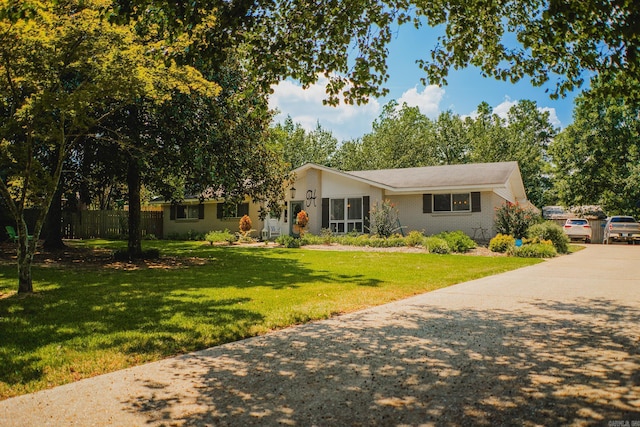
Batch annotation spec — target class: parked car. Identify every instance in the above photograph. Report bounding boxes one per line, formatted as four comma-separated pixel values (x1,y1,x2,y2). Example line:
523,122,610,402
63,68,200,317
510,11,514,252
563,218,592,243
603,216,640,244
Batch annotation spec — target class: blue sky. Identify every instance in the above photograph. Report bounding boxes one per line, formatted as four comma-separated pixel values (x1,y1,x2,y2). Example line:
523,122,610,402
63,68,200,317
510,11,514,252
269,24,581,142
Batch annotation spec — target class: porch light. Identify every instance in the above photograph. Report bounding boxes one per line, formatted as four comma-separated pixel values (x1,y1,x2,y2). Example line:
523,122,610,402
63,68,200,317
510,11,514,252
290,186,296,199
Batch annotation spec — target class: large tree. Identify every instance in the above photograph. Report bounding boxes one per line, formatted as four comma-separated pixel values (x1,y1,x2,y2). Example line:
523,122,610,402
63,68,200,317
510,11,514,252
271,117,338,170
0,0,217,292
549,76,640,215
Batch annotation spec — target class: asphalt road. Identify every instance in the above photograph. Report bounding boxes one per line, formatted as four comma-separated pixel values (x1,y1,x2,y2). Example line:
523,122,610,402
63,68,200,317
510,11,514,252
1,244,639,426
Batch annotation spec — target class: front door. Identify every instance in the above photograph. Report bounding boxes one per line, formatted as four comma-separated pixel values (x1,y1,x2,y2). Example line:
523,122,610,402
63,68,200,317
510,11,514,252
289,201,304,237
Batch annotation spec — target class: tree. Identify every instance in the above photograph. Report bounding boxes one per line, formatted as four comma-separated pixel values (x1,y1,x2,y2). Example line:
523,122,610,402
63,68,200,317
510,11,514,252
549,76,640,215
332,101,435,170
271,117,338,169
0,0,217,292
119,0,639,103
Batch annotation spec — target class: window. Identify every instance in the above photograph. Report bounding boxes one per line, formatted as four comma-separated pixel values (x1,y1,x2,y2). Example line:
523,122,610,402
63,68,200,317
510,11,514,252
216,202,249,219
433,193,471,212
330,197,363,233
171,203,204,220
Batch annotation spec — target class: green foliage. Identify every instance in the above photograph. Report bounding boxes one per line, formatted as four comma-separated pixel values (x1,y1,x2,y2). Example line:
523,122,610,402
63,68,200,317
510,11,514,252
435,231,476,253
527,222,569,254
320,228,334,245
369,199,402,238
424,237,451,254
275,235,301,248
205,229,236,245
404,230,426,247
494,202,540,239
167,230,207,241
511,243,557,258
549,75,640,216
271,118,338,169
489,234,516,253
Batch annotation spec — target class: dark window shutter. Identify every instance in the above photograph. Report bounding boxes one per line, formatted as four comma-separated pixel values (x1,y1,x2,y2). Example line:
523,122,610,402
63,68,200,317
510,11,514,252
322,198,329,229
198,204,205,219
471,192,481,212
216,203,224,219
363,196,370,233
238,203,249,217
423,194,432,213
170,205,176,220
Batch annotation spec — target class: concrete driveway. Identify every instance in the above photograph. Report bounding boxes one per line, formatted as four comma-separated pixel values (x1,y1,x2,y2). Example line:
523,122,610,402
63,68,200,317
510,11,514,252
1,245,639,426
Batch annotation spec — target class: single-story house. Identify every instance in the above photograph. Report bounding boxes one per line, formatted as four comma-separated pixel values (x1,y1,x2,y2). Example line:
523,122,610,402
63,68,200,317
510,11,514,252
275,161,533,240
158,161,533,240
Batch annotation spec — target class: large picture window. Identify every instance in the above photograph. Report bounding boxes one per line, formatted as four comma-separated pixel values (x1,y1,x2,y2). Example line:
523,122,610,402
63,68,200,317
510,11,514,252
171,203,204,220
216,202,250,219
433,193,471,212
330,197,363,233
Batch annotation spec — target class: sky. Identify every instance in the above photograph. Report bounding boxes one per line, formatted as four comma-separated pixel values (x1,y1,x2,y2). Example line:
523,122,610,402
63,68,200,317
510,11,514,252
269,24,581,142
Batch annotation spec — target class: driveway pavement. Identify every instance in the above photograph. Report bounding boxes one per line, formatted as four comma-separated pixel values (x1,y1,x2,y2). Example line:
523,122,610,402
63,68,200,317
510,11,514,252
1,245,639,426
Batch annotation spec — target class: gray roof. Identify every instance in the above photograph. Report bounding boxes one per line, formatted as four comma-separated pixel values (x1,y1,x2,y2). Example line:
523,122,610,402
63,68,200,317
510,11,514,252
347,161,519,190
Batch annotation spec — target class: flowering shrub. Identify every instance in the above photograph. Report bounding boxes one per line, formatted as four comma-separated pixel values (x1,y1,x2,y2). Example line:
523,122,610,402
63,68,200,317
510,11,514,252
494,202,540,239
239,215,252,235
489,233,515,253
370,199,402,238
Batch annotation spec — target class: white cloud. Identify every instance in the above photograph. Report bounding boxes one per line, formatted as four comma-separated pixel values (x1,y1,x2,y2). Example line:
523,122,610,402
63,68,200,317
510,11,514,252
396,85,445,118
493,98,518,118
538,107,561,128
270,77,381,141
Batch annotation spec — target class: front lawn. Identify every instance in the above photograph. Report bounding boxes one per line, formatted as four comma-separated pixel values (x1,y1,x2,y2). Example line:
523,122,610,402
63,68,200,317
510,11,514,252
0,240,540,399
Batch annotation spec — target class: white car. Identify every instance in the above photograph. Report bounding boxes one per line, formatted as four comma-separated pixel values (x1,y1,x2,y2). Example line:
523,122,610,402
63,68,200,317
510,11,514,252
563,218,592,243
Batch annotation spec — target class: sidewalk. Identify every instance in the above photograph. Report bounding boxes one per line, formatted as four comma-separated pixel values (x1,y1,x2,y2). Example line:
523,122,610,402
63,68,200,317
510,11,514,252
2,245,639,426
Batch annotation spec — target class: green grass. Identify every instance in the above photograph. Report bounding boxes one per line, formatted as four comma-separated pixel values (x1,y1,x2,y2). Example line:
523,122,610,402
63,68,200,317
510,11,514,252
0,240,540,399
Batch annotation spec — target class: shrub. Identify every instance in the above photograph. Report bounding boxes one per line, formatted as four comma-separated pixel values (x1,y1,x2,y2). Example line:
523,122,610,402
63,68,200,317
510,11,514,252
320,228,333,245
369,199,402,238
275,235,301,248
527,222,569,254
489,233,515,253
300,233,323,245
511,243,557,258
494,202,540,239
205,229,236,245
239,215,252,235
405,230,426,247
424,237,450,254
435,231,476,253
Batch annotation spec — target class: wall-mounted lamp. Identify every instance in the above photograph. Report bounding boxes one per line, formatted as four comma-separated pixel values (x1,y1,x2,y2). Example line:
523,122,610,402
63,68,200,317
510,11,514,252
290,186,296,199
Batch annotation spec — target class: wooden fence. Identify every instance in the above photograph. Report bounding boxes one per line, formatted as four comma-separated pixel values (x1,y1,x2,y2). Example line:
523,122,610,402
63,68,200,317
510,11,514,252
62,211,163,239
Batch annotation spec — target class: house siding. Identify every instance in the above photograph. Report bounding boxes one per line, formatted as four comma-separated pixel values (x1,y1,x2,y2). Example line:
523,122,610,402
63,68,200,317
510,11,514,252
162,199,263,238
388,192,497,239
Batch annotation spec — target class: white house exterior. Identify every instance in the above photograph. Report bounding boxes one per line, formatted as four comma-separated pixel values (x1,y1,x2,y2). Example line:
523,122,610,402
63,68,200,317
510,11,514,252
273,161,533,240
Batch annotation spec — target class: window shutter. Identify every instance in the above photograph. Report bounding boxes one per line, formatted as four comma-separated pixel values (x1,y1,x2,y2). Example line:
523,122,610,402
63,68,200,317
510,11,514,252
198,203,205,219
170,205,176,220
363,196,370,233
238,203,249,217
216,203,224,219
471,192,481,212
423,194,432,213
322,198,329,229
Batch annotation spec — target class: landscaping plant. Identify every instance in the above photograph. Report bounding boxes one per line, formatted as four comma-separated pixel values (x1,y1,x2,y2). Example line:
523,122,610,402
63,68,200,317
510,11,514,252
527,222,569,254
489,233,516,253
494,202,540,239
435,231,476,253
369,199,402,238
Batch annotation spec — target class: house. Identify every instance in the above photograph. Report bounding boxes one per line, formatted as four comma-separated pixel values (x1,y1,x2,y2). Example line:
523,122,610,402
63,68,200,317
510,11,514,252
275,161,533,240
159,161,533,240
158,195,266,239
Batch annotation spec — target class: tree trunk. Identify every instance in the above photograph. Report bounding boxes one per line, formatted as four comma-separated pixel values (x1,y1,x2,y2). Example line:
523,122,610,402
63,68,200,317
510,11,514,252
16,221,34,294
43,185,66,250
127,159,142,259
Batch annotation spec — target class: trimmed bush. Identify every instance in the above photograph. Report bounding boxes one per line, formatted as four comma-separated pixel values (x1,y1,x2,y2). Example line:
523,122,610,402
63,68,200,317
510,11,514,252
527,222,569,254
405,230,426,247
489,233,515,253
275,235,301,248
435,230,476,253
205,229,236,245
424,237,450,254
511,243,557,258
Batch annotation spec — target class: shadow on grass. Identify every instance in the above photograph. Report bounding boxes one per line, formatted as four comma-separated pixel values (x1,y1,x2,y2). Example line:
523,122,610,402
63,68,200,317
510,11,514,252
0,247,381,393
122,297,640,426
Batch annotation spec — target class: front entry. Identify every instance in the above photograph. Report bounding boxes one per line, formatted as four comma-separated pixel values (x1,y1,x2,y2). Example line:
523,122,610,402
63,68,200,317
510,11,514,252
289,201,304,237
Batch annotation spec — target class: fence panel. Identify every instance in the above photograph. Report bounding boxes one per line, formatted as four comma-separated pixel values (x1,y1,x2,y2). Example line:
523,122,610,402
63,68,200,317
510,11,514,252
63,211,163,239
